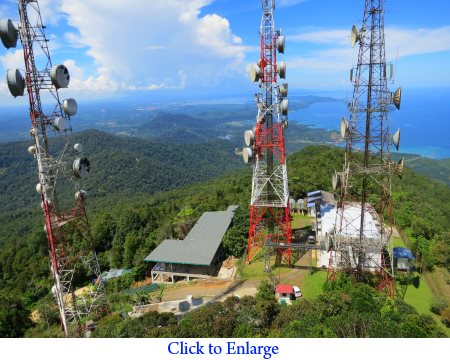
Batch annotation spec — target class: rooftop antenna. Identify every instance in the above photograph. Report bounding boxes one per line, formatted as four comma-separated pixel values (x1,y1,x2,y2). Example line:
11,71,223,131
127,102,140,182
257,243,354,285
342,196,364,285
1,0,106,336
243,0,292,269
327,0,403,297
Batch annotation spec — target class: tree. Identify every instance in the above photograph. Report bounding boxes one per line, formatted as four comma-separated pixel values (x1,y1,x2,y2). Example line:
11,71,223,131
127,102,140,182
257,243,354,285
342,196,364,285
0,294,32,338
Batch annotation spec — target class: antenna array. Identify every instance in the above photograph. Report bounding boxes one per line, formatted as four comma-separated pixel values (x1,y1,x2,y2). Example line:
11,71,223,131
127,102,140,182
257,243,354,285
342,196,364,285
328,0,403,296
1,0,106,336
243,0,292,267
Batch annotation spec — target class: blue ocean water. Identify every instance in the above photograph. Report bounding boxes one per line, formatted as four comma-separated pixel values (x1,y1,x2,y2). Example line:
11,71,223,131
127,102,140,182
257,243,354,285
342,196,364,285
289,88,450,159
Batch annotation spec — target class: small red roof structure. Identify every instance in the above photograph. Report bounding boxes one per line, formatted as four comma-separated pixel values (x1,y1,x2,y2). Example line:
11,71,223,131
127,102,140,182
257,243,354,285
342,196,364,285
276,284,294,294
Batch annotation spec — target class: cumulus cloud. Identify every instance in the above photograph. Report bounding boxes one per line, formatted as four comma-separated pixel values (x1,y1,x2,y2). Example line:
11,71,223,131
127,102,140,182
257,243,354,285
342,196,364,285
59,0,247,92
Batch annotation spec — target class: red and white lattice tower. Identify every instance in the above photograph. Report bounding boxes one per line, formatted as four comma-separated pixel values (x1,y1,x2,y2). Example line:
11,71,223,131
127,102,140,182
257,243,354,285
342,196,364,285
1,0,106,336
243,0,291,265
328,0,403,297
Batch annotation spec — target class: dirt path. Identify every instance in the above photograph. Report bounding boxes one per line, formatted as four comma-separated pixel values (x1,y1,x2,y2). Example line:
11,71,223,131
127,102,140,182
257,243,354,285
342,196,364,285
159,252,316,303
158,278,257,302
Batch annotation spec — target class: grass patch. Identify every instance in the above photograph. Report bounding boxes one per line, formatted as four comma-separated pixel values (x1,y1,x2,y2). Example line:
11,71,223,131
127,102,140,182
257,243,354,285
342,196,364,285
392,236,407,248
401,273,450,337
291,214,315,230
402,274,433,315
424,268,450,301
302,270,327,300
241,254,292,279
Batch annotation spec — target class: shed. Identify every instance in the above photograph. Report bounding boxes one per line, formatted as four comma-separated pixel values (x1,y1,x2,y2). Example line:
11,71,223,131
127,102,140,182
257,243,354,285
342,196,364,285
100,268,132,282
276,284,294,299
393,247,414,271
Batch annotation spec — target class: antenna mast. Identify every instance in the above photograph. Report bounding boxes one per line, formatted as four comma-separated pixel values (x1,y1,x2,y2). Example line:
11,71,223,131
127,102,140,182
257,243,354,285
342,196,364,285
1,0,106,336
243,0,292,267
328,0,403,296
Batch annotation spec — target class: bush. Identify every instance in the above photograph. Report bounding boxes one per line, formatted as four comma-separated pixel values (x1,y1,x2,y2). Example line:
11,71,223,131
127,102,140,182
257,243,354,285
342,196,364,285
441,308,450,328
430,297,448,315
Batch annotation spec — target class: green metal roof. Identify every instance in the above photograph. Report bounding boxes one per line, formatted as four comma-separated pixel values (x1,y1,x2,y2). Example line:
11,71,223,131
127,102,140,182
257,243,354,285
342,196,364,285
144,205,238,266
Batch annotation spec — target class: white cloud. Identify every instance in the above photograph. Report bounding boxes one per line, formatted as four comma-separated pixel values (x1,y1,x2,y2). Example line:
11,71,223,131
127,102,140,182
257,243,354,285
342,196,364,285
58,0,248,92
0,49,24,70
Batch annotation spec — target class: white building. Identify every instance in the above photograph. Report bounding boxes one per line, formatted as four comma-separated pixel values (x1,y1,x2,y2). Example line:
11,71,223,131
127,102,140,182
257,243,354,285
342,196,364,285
318,203,384,271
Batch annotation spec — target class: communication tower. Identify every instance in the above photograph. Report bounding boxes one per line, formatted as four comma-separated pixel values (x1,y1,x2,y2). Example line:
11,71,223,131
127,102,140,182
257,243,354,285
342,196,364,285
243,0,292,266
1,0,106,336
328,0,403,296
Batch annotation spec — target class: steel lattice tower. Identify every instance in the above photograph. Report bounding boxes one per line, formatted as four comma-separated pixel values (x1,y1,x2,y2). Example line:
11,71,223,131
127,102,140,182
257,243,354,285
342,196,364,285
328,0,403,296
1,0,106,336
243,0,291,265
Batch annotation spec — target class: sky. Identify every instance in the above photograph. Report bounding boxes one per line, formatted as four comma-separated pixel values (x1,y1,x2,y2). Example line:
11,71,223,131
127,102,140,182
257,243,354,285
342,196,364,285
0,0,450,105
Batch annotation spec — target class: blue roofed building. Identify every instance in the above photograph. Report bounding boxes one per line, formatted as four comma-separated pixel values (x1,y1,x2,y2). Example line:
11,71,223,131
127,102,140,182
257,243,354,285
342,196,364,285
393,247,415,272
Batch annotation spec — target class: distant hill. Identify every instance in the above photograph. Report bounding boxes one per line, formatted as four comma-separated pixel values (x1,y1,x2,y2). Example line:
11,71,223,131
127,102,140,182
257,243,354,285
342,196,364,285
137,110,338,151
137,112,215,143
393,153,450,186
0,129,243,238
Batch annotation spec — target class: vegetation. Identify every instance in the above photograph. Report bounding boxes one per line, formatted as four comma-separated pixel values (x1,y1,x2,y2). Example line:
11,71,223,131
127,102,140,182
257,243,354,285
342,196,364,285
85,277,445,338
0,130,449,337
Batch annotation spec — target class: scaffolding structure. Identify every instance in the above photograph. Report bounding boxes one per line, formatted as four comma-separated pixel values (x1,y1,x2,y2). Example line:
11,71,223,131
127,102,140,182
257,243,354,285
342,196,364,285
1,0,106,336
328,0,403,297
243,0,292,267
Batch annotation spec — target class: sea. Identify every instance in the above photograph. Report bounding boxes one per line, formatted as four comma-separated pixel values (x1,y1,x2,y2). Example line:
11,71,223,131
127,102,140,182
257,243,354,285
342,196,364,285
289,88,450,160
1,87,449,159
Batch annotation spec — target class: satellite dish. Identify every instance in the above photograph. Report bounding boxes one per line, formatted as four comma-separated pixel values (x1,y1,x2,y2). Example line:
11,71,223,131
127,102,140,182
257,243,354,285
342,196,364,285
282,119,288,129
281,99,288,116
280,83,288,97
6,69,25,97
332,170,342,191
340,117,349,138
351,25,359,48
0,19,18,49
36,183,48,194
242,147,253,164
396,158,404,179
75,190,87,201
277,35,285,54
244,130,255,146
27,145,36,155
392,128,401,150
73,157,90,179
249,64,261,83
393,87,402,110
74,143,83,153
52,116,67,131
257,115,266,124
63,98,78,116
277,62,286,79
50,64,70,89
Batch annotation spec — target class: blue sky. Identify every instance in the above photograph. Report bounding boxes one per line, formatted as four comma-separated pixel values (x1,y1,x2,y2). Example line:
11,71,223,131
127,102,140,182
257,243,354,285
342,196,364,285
1,0,450,104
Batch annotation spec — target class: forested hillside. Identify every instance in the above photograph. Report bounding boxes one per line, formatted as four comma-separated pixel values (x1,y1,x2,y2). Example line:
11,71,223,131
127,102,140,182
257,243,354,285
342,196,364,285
393,153,450,186
0,130,243,243
0,138,449,337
